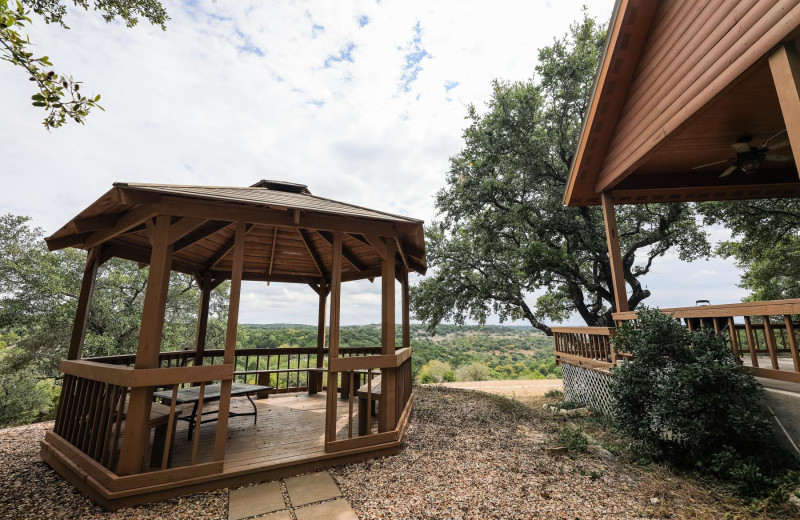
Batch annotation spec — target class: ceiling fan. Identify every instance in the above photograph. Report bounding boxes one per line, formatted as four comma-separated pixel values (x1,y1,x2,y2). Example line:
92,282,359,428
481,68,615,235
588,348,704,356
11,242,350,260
692,132,793,178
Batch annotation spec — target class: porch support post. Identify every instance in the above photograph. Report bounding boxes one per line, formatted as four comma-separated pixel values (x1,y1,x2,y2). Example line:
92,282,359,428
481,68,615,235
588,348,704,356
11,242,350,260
213,221,246,462
118,215,173,475
600,192,629,313
325,233,343,445
315,282,329,393
379,238,396,432
193,271,212,367
67,246,101,360
769,41,800,177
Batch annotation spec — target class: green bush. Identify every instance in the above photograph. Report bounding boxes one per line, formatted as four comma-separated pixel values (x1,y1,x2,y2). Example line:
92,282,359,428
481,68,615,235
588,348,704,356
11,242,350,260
556,425,588,453
455,362,490,382
610,308,779,494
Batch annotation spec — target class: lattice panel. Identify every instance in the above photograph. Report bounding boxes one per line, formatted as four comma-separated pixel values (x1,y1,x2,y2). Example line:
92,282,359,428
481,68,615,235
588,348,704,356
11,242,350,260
562,362,614,416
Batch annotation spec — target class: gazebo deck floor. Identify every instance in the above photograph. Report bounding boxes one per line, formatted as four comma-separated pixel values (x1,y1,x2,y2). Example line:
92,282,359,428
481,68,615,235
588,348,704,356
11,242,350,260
160,392,371,473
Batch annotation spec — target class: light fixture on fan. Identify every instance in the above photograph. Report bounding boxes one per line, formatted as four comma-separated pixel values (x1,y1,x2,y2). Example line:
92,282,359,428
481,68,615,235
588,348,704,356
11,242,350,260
692,131,793,177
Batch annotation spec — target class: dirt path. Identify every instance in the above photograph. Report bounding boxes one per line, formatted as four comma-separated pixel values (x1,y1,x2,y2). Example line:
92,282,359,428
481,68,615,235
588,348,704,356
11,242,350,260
429,378,563,399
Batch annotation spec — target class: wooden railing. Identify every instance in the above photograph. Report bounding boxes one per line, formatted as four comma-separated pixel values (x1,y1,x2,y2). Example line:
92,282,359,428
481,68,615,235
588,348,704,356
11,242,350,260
324,347,414,453
554,299,800,384
552,327,616,369
51,360,231,481
86,346,382,394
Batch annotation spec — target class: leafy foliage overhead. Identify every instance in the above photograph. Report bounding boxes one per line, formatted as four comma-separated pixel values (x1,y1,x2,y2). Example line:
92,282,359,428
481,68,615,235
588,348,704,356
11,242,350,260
411,14,709,335
0,214,229,375
0,0,168,128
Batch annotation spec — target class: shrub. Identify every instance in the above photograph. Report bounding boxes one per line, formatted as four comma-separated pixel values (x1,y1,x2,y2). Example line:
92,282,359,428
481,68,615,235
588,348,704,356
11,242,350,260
556,425,588,453
544,389,564,399
417,359,455,383
610,308,778,493
455,362,490,382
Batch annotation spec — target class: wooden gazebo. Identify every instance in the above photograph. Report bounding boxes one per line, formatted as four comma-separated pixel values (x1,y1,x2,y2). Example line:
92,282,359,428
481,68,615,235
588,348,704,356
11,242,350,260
553,0,800,418
40,180,425,509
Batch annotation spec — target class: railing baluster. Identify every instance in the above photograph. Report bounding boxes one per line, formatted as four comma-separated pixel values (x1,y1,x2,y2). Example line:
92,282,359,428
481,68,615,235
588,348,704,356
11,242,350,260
348,371,354,439
744,317,759,368
785,316,800,372
190,382,206,466
161,385,179,470
763,315,780,370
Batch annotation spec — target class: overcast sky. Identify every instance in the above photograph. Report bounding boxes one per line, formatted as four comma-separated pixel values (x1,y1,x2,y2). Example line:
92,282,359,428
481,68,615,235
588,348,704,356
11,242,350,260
0,0,748,326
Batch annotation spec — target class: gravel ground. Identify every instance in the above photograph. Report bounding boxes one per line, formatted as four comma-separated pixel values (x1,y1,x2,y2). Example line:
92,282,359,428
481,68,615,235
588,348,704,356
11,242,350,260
330,386,792,519
0,422,228,520
1,387,794,519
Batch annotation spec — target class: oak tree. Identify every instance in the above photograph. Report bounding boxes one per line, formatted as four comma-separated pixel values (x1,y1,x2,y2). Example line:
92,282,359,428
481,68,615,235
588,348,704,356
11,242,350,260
411,14,709,335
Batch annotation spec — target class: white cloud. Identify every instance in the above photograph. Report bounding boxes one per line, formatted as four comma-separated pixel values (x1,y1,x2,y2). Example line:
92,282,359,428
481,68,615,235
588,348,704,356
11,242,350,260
1,0,752,326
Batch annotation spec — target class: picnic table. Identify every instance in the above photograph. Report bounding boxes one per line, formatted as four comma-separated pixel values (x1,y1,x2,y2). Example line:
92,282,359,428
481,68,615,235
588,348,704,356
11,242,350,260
154,382,272,440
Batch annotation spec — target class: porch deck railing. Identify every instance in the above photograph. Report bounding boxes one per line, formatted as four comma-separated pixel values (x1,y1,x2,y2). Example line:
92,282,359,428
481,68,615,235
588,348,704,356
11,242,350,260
553,299,800,385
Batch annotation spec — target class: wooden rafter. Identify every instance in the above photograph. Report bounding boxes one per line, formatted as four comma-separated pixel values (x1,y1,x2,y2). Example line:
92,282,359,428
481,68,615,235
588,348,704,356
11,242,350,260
267,226,278,277
72,214,120,233
173,221,232,253
769,42,800,179
167,217,207,245
298,229,327,279
317,230,365,271
84,204,159,249
364,234,390,262
205,224,255,270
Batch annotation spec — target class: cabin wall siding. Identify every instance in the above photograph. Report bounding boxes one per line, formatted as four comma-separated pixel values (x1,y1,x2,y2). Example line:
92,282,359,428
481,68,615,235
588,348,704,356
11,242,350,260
597,0,800,191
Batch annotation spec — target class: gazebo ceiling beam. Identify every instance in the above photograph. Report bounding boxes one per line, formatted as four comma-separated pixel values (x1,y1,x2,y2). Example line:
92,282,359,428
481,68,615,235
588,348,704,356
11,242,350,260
316,231,365,272
173,221,232,253
84,204,159,249
298,229,327,279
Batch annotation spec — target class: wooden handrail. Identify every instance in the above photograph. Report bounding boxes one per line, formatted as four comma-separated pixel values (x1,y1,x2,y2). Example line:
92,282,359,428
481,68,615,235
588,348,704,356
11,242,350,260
613,298,800,320
551,326,615,335
59,360,233,387
328,348,412,372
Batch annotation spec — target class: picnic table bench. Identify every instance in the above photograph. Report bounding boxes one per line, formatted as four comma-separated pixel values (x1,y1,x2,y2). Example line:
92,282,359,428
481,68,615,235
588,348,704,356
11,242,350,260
154,382,272,440
356,376,382,436
122,401,182,468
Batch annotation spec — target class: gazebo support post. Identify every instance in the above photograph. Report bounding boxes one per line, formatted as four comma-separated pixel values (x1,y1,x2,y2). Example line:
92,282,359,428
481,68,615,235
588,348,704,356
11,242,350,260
193,271,212,367
379,238,397,433
400,266,410,349
600,192,629,313
315,283,329,393
118,215,174,475
213,221,246,462
325,233,343,444
67,246,101,360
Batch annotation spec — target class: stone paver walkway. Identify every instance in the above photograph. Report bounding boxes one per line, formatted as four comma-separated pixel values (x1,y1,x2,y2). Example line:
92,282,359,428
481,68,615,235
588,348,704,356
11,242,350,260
227,471,358,520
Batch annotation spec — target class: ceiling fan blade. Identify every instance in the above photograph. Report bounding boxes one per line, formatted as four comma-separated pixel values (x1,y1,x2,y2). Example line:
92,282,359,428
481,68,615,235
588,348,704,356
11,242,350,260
719,165,738,178
764,154,794,162
768,139,791,150
692,159,730,170
732,142,751,153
